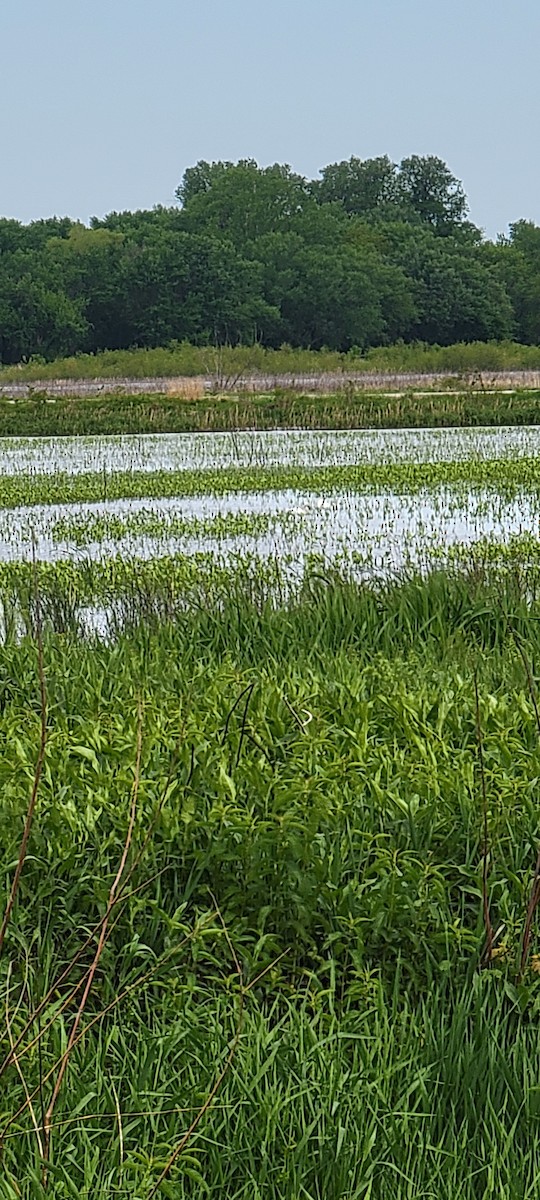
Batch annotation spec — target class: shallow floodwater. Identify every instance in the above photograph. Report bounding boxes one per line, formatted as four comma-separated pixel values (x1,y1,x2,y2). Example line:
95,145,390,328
0,427,538,577
0,486,537,576
3,425,540,476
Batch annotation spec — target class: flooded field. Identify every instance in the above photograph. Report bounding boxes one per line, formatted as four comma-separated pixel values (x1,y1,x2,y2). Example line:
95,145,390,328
4,425,540,476
0,426,539,595
0,486,536,579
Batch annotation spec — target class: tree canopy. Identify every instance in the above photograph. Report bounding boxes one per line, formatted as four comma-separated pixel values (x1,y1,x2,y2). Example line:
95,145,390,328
0,154,537,363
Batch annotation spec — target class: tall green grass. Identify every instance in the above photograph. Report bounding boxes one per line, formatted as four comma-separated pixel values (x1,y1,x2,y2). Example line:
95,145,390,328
0,553,538,646
4,975,540,1198
1,387,540,438
2,568,540,1194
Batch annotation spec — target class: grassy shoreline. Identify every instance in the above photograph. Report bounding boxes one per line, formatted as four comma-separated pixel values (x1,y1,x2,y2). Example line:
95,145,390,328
0,386,539,437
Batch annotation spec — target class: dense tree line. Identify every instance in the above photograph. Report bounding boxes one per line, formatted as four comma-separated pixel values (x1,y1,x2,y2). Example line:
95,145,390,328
1,155,540,364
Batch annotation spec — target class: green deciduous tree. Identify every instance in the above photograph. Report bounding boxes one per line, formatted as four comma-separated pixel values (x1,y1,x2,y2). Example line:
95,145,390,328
397,155,471,234
0,152,527,362
495,221,540,344
385,223,514,343
0,273,87,362
316,155,400,218
252,232,415,349
176,159,314,247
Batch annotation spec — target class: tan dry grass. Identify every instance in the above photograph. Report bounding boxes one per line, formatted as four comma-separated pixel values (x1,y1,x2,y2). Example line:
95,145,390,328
164,376,206,399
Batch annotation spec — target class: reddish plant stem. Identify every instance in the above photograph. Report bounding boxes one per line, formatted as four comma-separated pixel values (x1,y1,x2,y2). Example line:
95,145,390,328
0,573,47,957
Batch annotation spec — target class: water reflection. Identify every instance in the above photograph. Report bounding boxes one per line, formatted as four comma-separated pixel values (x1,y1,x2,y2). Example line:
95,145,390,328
0,486,535,577
2,425,540,476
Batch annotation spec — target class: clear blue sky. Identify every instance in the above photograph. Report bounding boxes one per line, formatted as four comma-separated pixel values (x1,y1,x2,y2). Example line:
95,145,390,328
2,0,539,239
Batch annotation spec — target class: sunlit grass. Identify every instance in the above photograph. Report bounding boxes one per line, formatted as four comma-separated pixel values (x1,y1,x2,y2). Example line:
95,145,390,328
1,424,540,1195
1,568,540,1194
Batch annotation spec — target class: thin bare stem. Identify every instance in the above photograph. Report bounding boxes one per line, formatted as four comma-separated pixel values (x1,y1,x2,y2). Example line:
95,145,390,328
7,953,288,1147
111,1079,124,1166
221,683,253,745
234,683,255,770
0,870,163,1082
0,569,47,957
519,854,540,980
474,673,494,966
5,964,43,1159
2,1101,237,1142
0,728,180,1080
0,921,209,1148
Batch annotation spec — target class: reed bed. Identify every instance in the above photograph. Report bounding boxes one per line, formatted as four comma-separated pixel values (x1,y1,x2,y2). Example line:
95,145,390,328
1,387,540,438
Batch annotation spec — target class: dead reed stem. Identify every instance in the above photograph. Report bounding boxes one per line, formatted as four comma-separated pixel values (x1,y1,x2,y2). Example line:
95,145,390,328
5,963,43,1160
0,735,181,1085
0,922,209,1150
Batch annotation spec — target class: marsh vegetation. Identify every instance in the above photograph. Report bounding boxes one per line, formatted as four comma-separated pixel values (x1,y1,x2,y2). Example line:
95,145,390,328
1,425,540,1196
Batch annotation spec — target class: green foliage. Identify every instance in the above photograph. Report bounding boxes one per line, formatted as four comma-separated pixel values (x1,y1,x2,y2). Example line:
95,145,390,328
2,568,540,1193
176,159,315,248
317,153,401,217
383,222,514,343
253,232,416,348
2,152,540,363
398,153,470,232
316,152,473,234
0,386,535,438
2,451,540,510
5,337,540,390
496,220,540,345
